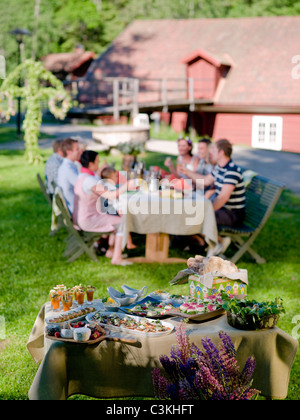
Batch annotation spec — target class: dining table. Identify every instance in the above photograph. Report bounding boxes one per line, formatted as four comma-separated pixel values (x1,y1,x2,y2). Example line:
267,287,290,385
27,301,298,400
118,190,219,263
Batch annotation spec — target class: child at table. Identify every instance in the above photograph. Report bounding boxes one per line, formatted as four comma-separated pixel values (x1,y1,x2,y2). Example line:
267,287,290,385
100,166,136,250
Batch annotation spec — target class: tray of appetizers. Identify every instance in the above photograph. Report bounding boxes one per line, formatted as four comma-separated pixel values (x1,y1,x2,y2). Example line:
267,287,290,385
165,298,225,321
45,305,100,326
119,296,180,318
86,311,174,337
45,322,138,345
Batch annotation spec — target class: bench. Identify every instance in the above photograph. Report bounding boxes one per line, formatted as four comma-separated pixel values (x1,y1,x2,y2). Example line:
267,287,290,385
218,174,285,264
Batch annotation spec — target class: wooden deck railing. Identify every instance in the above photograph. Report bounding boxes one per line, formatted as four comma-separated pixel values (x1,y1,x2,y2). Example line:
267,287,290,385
64,76,214,119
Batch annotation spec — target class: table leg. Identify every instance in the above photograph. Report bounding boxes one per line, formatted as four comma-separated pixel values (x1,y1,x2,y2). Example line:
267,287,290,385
127,233,186,264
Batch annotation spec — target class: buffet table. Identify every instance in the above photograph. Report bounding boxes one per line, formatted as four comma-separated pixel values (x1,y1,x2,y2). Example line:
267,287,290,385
119,192,218,263
27,302,298,400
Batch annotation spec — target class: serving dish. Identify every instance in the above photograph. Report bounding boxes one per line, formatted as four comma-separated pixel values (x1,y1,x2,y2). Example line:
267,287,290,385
45,304,101,326
46,324,138,344
167,307,225,322
120,296,180,318
86,311,174,337
107,287,138,306
121,285,148,301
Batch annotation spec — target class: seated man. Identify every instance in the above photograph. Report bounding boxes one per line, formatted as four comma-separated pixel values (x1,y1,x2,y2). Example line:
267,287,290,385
180,138,246,256
195,137,215,176
57,138,81,214
45,139,64,199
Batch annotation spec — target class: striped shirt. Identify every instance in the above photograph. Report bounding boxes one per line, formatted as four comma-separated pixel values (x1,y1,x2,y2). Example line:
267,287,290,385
212,159,246,210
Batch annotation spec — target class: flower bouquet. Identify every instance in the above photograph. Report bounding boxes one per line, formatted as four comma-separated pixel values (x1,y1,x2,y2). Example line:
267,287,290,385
117,140,145,156
152,323,259,400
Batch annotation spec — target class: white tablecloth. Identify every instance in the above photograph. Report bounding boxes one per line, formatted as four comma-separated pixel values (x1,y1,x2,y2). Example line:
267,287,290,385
119,192,218,249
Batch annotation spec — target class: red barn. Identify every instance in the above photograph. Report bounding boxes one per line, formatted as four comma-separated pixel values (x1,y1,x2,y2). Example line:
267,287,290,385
82,17,300,153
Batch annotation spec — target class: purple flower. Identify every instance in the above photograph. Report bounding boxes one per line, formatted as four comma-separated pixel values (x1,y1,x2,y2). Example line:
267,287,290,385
152,326,260,400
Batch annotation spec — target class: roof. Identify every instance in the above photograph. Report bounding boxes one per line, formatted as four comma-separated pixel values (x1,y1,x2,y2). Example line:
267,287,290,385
85,17,300,107
42,50,95,74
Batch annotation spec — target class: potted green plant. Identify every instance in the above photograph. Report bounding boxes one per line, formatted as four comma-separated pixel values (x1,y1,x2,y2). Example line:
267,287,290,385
221,293,285,330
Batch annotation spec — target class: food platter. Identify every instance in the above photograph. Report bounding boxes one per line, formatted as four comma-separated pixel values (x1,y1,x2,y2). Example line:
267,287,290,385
120,296,180,318
166,307,225,322
165,298,226,321
46,330,138,345
45,304,101,326
86,311,174,337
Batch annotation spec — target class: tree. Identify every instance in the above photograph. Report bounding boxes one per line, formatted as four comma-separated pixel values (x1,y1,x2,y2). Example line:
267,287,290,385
0,59,72,164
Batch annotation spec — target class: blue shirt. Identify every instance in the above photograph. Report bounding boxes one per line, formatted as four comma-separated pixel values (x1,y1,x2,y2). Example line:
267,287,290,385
45,153,63,194
57,158,79,213
212,159,246,210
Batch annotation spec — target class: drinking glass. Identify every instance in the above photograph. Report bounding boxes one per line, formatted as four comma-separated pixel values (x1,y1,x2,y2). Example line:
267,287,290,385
50,296,60,312
77,290,85,307
86,286,96,304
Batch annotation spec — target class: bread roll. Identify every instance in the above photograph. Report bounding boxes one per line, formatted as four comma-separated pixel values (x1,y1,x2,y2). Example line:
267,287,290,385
203,256,238,274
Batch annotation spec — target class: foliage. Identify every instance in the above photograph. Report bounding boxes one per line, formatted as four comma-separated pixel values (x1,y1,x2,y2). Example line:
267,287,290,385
152,323,259,400
221,293,286,319
116,140,145,156
0,60,72,164
2,0,300,73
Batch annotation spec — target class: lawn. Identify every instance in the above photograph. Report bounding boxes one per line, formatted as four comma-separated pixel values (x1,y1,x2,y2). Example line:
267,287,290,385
0,147,299,400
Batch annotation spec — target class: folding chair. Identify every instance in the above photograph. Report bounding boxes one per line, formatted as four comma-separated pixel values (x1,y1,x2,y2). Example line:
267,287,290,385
37,173,52,206
219,174,285,264
53,187,104,263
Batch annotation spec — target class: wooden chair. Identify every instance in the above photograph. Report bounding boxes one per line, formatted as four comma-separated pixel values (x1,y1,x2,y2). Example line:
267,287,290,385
37,173,52,206
53,187,104,263
219,174,285,264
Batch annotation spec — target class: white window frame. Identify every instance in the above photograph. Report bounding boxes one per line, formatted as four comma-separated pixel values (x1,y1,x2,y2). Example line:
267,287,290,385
252,116,283,151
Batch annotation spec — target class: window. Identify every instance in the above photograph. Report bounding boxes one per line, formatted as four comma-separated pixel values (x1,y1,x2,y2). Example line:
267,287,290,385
252,116,283,151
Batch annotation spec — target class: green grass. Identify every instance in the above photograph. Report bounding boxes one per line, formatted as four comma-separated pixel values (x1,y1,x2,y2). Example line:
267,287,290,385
0,148,299,400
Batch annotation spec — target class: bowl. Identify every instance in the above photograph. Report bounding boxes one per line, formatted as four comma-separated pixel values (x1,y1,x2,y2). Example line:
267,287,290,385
73,327,91,342
60,329,74,339
121,285,148,300
107,287,138,306
227,311,280,330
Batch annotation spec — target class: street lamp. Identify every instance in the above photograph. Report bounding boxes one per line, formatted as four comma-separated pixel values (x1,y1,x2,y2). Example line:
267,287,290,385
10,28,31,136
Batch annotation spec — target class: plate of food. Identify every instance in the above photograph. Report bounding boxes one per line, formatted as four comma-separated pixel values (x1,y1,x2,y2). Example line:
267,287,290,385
86,311,174,337
148,290,171,301
45,322,138,344
166,297,225,321
120,296,180,318
45,305,99,326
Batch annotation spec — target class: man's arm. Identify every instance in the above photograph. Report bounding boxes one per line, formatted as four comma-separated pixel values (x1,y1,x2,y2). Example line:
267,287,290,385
180,166,215,189
212,183,235,211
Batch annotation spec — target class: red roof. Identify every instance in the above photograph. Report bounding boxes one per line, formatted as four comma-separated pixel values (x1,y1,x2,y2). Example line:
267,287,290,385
42,51,95,74
86,17,300,107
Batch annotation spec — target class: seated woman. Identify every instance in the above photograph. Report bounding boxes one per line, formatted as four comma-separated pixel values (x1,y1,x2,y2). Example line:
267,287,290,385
72,150,132,266
164,137,199,180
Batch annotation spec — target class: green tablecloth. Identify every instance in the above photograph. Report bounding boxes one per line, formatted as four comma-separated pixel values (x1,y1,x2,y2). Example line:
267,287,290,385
27,303,298,400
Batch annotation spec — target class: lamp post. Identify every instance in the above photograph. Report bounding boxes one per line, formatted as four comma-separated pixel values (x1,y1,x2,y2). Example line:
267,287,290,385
10,28,31,136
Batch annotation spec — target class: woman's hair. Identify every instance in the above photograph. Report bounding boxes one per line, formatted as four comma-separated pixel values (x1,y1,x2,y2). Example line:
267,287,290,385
80,150,98,168
177,136,193,156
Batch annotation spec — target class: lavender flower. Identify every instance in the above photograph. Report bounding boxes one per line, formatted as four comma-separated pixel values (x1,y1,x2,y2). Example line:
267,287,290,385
152,323,260,400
